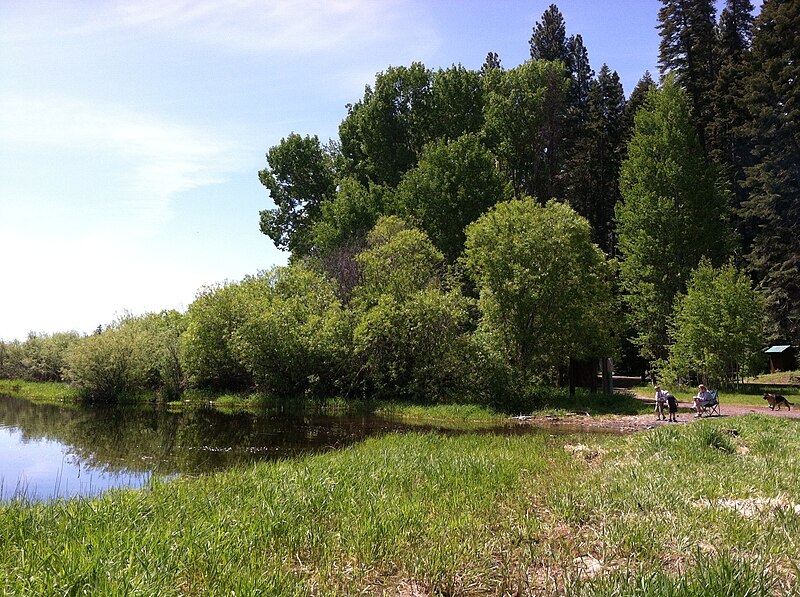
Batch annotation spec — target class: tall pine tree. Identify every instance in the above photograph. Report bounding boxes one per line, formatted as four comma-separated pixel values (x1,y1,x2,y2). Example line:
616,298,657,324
529,4,594,206
529,4,570,64
657,0,718,156
622,72,656,149
565,65,626,254
739,0,800,346
710,0,755,224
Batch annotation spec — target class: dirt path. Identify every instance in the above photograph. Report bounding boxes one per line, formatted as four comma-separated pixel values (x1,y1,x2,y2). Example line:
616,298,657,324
517,383,800,433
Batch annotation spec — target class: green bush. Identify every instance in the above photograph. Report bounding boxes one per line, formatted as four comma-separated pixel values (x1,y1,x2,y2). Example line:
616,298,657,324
181,278,265,391
231,265,350,398
63,319,150,401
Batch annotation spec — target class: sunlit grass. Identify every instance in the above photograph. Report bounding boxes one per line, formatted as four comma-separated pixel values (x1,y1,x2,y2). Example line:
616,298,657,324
0,379,79,402
1,416,797,594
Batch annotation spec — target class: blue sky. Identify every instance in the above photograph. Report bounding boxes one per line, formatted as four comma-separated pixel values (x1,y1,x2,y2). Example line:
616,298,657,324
1,1,673,341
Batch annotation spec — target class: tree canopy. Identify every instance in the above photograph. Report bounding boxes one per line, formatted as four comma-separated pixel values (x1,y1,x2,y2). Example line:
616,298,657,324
8,1,799,402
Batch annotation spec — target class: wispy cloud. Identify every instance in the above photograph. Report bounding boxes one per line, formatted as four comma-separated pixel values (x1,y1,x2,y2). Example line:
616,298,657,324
3,0,436,56
0,95,243,227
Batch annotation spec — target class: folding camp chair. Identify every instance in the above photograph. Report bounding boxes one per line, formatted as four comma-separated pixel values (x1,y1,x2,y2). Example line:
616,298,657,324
699,389,720,417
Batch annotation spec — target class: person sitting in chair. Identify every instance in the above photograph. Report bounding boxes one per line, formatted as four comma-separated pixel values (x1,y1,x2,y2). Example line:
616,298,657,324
693,384,714,417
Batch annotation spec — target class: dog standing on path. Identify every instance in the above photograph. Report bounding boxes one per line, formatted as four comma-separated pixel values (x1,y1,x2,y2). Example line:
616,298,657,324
763,392,794,411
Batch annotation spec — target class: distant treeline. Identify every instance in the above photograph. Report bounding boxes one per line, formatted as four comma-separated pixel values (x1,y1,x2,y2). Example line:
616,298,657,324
2,1,796,401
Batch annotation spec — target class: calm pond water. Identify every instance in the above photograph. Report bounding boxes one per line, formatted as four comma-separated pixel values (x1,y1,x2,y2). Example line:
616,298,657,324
0,394,537,502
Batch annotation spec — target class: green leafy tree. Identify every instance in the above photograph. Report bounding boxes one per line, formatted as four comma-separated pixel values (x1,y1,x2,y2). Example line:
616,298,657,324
738,0,800,346
664,259,765,386
309,177,387,258
20,331,82,382
393,133,511,262
338,63,436,187
63,317,151,401
429,65,485,143
616,79,733,363
657,0,719,154
482,60,568,201
352,216,445,307
258,133,336,255
464,198,615,380
0,340,25,379
133,310,187,400
352,289,474,402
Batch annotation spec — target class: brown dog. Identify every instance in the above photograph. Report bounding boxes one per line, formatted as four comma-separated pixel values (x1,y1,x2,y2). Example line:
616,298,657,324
763,392,794,411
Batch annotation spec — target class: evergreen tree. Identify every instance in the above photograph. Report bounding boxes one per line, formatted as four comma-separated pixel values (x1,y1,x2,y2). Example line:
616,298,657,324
623,72,656,144
529,4,570,64
739,0,800,345
564,65,626,254
657,0,718,155
528,4,594,206
710,0,755,215
480,51,502,76
616,79,733,363
568,34,594,118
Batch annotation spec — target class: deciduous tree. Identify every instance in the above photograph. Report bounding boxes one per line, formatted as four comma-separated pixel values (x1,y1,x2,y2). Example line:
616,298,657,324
482,60,568,201
664,259,764,386
393,133,510,262
258,133,336,255
464,199,615,380
616,79,733,363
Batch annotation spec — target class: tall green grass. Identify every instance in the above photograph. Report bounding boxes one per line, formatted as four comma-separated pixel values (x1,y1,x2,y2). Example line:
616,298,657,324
1,416,798,594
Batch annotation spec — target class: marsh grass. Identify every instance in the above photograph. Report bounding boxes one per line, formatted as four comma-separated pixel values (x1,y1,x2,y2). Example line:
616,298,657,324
1,415,798,594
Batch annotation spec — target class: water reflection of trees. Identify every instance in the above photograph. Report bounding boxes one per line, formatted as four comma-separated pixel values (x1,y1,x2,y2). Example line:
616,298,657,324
0,395,413,476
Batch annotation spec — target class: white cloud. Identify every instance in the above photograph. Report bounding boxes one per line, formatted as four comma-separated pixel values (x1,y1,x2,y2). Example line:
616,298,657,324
121,0,433,54
0,95,244,228
3,0,436,57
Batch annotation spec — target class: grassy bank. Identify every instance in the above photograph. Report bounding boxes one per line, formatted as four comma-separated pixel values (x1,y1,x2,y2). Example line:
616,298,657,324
1,415,797,595
0,379,79,402
4,379,652,422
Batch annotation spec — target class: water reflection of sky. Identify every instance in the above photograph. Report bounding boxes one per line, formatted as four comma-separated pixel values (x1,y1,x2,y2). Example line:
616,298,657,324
0,424,151,502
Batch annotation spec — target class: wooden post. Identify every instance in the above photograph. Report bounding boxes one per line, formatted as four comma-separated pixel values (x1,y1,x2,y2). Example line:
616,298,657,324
601,358,613,394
